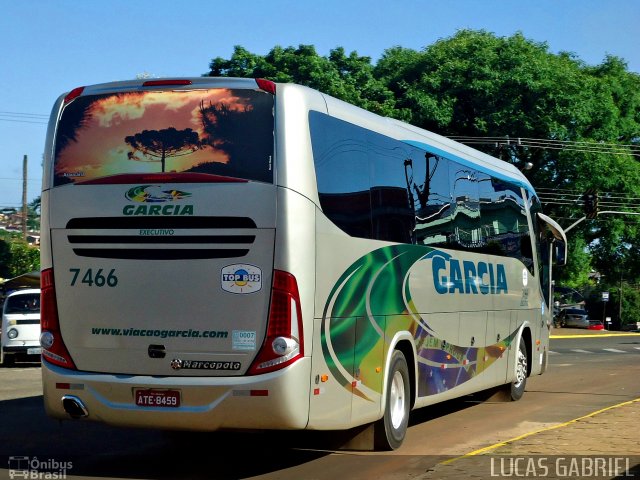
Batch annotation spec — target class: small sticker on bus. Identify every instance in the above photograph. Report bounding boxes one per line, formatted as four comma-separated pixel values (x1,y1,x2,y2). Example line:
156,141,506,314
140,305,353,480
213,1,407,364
232,330,257,350
221,264,262,294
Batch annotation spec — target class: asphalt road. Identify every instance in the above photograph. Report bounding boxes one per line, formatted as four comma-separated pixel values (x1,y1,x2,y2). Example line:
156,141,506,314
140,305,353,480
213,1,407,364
0,333,638,480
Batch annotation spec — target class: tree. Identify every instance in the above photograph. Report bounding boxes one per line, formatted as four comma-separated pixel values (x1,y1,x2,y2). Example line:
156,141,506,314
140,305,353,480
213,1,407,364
205,32,640,292
0,239,11,278
374,30,640,288
0,240,40,278
207,45,399,117
27,196,41,231
125,128,201,172
29,196,41,216
197,101,272,180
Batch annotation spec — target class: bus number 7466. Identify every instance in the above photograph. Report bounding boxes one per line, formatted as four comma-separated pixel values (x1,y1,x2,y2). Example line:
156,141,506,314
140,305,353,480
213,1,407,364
69,268,118,287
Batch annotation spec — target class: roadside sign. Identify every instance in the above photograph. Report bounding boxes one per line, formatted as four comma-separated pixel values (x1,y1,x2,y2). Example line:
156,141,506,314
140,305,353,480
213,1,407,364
602,292,609,301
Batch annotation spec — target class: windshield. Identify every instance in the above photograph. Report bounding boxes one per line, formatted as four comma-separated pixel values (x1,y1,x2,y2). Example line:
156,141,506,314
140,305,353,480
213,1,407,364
53,88,274,185
4,293,40,314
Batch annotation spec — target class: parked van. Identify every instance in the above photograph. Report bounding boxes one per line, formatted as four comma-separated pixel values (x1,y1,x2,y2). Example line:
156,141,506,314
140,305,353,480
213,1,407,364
1,289,41,365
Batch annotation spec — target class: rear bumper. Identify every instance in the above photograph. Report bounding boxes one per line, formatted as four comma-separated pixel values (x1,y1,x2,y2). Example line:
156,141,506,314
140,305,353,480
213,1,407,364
41,357,311,431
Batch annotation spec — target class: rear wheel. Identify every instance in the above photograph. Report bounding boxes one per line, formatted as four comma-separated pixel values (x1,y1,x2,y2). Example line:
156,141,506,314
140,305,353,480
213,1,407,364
374,350,410,450
510,338,528,401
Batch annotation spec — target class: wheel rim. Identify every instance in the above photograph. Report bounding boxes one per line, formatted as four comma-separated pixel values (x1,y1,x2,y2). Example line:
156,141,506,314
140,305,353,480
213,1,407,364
514,347,527,388
389,370,406,429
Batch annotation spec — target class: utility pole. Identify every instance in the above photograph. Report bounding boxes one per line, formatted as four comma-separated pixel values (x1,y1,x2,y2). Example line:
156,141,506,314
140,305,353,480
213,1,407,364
22,154,28,240
619,271,623,327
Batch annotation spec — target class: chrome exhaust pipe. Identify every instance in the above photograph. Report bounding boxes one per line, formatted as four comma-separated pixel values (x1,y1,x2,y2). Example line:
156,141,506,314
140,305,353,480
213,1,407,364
61,395,89,419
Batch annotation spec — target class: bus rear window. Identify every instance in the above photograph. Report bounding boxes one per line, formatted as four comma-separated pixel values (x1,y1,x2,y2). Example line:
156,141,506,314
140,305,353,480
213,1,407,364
53,88,274,185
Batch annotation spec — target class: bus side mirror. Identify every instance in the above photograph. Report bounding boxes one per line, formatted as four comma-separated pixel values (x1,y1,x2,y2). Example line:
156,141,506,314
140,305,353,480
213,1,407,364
537,212,567,267
554,240,567,266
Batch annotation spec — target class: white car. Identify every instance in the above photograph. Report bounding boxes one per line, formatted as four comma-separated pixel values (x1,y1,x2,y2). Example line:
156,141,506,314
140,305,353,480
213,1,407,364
1,289,41,365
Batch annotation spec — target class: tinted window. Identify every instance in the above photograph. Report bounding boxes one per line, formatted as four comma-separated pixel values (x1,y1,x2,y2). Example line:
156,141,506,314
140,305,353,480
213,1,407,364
310,111,536,269
369,133,415,243
54,89,274,185
412,153,452,247
449,162,481,250
311,112,372,238
479,177,535,273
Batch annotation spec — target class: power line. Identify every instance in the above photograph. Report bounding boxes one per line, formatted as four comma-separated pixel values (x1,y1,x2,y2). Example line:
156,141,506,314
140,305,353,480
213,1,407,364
450,135,640,151
537,186,640,220
0,118,48,125
0,110,48,117
449,136,640,157
0,177,43,181
0,110,49,125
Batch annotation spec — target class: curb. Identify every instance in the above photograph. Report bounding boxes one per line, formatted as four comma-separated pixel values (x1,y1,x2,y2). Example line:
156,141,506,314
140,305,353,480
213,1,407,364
420,398,640,479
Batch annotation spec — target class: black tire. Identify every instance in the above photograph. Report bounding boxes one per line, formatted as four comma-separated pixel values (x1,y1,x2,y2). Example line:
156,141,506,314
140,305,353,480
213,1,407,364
510,337,528,401
374,350,410,450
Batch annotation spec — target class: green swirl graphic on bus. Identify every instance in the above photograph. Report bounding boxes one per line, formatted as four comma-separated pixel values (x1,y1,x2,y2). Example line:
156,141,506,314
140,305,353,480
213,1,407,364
125,185,192,203
321,245,515,401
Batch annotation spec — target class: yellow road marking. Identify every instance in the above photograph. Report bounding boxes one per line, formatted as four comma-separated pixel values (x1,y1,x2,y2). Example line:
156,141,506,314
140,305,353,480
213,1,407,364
441,397,640,465
551,332,640,339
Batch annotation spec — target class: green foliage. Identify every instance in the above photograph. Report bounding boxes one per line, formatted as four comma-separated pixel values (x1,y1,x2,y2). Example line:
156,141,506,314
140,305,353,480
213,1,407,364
0,238,11,278
585,284,640,328
207,45,399,117
610,284,640,326
0,237,39,279
555,236,591,289
7,241,40,278
205,31,640,295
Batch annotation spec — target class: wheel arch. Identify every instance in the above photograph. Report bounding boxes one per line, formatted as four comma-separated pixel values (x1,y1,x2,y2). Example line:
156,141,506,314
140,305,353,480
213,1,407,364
514,323,533,379
382,332,416,412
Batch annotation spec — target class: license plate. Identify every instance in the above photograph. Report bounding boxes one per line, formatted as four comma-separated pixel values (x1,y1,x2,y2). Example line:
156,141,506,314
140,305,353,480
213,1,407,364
135,389,181,407
27,348,42,355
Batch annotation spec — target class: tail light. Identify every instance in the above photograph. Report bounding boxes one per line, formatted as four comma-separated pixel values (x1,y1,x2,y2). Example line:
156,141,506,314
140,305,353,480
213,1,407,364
142,79,192,87
40,268,76,369
256,78,276,94
247,270,303,375
63,86,84,104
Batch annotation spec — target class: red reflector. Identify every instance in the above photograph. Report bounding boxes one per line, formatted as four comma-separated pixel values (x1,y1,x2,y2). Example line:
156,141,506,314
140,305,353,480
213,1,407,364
64,87,85,104
143,79,192,86
250,390,269,397
256,78,276,94
56,383,71,390
41,268,77,370
246,270,303,375
40,269,56,330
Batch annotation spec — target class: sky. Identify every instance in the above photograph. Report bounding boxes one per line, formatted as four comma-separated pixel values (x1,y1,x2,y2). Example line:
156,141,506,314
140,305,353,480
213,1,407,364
1,0,639,208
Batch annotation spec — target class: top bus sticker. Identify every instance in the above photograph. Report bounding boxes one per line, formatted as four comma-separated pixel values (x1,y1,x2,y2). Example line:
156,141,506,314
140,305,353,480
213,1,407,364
221,264,262,294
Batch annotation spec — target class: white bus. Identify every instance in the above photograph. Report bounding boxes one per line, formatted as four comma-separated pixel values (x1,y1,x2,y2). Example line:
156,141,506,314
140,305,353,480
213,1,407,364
40,77,566,450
